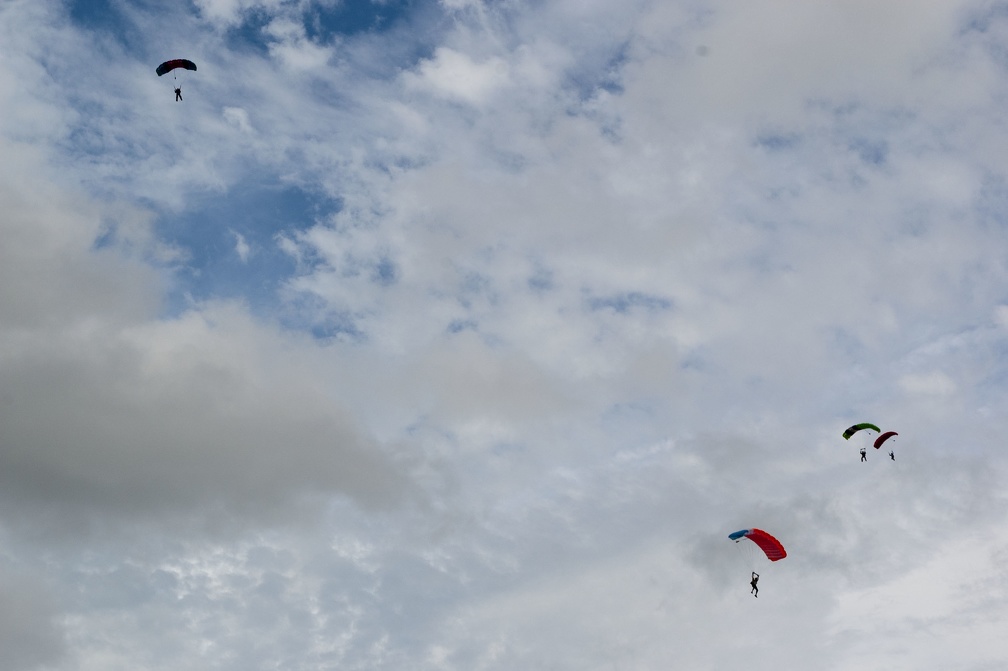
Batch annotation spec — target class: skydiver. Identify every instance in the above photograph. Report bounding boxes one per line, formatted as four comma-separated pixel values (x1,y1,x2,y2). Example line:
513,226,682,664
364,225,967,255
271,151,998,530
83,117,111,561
750,572,759,597
860,447,867,462
175,87,182,101
889,451,895,461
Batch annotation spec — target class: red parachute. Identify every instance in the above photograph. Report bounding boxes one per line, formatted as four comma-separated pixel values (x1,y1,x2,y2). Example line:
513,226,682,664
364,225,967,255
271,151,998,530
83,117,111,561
874,431,898,449
728,528,787,561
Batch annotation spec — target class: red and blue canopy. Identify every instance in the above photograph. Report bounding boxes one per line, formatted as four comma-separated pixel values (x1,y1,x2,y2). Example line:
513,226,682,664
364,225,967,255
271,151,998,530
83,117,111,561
728,528,787,561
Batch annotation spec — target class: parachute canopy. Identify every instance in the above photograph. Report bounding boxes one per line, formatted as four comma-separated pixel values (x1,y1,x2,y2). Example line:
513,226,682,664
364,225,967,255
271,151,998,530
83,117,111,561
843,422,881,440
874,431,898,449
729,528,787,561
156,59,197,76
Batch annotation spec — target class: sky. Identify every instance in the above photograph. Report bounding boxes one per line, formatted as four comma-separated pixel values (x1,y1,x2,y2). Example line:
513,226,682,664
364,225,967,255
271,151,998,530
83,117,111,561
1,0,1008,669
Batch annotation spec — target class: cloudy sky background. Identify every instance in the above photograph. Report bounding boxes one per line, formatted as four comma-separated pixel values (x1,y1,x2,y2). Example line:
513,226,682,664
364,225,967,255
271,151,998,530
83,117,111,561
2,0,1008,668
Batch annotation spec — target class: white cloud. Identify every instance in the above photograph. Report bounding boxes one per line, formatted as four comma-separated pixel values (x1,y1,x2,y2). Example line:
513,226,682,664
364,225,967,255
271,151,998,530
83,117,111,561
232,229,252,261
404,47,511,106
266,17,336,71
899,371,958,396
4,0,1008,669
222,106,254,133
994,305,1008,329
829,532,1008,670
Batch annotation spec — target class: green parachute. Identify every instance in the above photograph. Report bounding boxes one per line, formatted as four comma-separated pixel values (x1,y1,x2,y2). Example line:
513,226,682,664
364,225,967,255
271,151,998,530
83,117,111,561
842,423,881,440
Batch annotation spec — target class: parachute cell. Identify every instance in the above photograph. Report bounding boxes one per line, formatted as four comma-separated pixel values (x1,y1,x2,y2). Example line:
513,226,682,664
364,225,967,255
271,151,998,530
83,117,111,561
843,423,881,440
728,528,787,561
156,59,197,76
874,431,898,449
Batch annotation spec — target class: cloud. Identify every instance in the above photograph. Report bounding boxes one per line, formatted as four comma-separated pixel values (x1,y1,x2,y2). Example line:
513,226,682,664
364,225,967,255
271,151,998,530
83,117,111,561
222,106,254,134
404,47,511,106
899,371,958,396
0,135,416,539
0,568,65,670
829,531,1008,669
0,304,417,530
232,229,252,261
4,0,1008,669
194,0,282,27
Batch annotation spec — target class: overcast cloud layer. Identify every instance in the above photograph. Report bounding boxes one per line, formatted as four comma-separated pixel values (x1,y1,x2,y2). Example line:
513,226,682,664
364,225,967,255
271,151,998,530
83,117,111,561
2,1,1008,669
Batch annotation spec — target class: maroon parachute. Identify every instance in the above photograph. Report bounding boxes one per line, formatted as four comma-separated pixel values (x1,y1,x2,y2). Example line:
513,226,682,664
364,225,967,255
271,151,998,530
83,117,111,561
156,59,197,76
874,431,898,449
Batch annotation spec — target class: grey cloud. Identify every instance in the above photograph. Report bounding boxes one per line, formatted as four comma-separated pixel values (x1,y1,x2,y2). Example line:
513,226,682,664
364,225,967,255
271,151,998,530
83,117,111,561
0,317,414,527
4,0,1008,669
0,570,65,670
0,145,416,540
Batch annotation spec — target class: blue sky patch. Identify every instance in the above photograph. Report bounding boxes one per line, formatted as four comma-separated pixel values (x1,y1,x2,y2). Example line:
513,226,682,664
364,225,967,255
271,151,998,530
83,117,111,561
304,0,419,40
755,132,801,151
279,292,365,342
155,180,337,316
68,0,177,57
68,0,123,32
308,312,364,342
587,291,673,314
222,0,428,58
849,137,888,166
372,255,399,286
527,265,555,293
223,8,275,58
447,318,478,334
569,41,629,100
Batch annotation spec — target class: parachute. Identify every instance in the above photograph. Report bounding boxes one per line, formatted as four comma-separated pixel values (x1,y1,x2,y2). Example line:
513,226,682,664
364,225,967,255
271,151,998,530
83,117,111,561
156,59,197,77
728,528,787,561
842,423,881,440
874,431,898,449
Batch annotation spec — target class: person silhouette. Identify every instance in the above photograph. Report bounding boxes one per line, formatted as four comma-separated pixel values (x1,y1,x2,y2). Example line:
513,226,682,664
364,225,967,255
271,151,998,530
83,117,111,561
889,451,895,461
175,87,182,101
860,447,867,462
750,572,759,597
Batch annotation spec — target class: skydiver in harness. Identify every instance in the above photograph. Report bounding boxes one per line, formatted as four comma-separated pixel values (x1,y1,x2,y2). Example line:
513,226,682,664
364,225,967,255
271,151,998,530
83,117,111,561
860,447,867,462
750,572,759,597
889,450,895,461
175,86,182,101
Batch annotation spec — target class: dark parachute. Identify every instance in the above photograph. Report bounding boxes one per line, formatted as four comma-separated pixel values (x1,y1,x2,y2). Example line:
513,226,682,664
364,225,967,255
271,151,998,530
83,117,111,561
156,59,197,76
874,431,898,449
